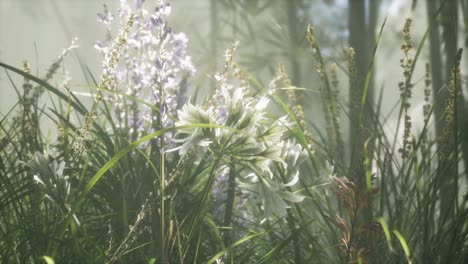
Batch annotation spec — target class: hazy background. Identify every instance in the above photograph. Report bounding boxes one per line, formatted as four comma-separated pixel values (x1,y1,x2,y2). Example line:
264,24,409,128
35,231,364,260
1,0,467,137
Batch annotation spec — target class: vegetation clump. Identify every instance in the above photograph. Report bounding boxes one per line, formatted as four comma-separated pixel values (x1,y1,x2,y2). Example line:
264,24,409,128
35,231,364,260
0,0,466,263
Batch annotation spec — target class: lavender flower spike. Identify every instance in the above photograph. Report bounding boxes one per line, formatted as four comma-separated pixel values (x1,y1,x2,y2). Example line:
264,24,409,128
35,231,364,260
95,0,196,147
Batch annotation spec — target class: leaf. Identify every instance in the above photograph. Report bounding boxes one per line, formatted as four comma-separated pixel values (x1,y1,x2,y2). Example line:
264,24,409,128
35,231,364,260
261,181,287,218
283,171,299,187
393,230,412,263
279,190,305,203
376,217,394,252
40,256,55,264
207,231,267,264
0,62,86,114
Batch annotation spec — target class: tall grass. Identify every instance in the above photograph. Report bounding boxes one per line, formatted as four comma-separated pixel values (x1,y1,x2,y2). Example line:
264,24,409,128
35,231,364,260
0,1,467,263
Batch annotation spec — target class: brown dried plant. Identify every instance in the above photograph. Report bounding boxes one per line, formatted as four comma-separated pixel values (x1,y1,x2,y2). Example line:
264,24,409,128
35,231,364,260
328,175,381,263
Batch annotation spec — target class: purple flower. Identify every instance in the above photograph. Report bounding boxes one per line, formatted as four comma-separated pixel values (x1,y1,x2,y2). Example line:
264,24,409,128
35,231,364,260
95,0,196,146
94,40,109,54
170,33,196,74
136,0,145,9
97,4,114,25
155,3,171,17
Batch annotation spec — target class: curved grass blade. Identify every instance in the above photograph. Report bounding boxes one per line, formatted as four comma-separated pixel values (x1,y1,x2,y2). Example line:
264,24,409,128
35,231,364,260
207,231,267,264
393,230,412,263
358,17,387,124
0,62,86,115
376,217,394,253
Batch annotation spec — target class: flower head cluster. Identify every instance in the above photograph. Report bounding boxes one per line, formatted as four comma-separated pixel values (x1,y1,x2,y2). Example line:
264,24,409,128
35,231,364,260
95,0,195,143
175,49,305,219
398,18,414,159
244,140,307,219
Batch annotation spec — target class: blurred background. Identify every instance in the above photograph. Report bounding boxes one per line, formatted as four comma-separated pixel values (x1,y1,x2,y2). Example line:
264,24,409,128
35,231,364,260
1,0,467,139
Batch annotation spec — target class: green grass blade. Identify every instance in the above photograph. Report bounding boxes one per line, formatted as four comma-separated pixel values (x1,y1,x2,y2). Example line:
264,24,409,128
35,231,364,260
0,62,86,115
377,217,393,252
207,231,267,264
393,229,412,263
358,17,387,124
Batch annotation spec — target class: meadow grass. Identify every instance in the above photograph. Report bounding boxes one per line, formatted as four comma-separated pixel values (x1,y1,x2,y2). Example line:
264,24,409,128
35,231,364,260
0,1,466,263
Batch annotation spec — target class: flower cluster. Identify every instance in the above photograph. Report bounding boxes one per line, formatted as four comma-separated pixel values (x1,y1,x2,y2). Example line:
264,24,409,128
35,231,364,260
175,49,305,219
74,7,134,156
398,18,414,159
93,0,307,231
95,0,195,145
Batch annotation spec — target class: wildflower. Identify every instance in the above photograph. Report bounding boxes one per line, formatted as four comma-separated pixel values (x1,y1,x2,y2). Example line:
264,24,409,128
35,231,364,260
398,18,415,159
97,4,114,26
74,6,134,156
95,0,195,147
175,71,303,219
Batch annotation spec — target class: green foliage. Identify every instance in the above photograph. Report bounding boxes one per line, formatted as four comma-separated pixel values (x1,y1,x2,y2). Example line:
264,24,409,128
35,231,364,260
0,1,467,264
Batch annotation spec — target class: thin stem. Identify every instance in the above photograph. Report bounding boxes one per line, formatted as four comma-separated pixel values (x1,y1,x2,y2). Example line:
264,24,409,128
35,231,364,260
222,164,236,251
160,151,166,263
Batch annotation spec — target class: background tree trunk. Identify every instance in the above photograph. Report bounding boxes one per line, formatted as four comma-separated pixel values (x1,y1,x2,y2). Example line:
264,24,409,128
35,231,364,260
426,0,466,221
287,0,301,86
348,0,374,180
